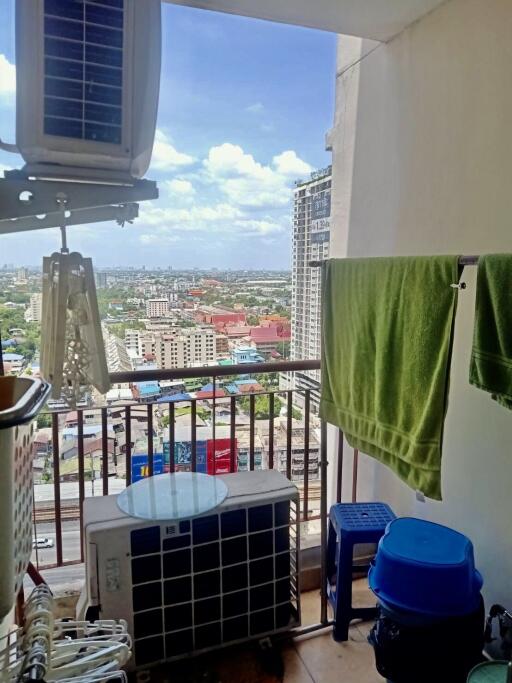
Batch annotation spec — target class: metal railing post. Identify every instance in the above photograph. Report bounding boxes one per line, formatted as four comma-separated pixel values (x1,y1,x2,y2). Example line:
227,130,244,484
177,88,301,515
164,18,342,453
77,411,85,562
191,400,197,472
125,406,131,486
147,404,154,477
51,413,63,567
168,402,175,474
337,429,344,503
249,393,255,471
303,390,310,521
101,408,109,494
320,419,328,626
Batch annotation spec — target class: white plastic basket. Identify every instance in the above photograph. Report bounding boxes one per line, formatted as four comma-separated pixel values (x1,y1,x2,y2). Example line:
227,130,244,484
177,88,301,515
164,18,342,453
0,377,50,622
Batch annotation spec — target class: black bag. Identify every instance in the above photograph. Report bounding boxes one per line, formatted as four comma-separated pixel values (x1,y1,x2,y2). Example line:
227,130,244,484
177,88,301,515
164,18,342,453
484,604,512,661
368,597,485,683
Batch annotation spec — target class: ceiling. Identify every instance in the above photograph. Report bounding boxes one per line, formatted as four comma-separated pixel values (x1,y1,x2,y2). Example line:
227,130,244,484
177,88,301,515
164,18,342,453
163,0,448,42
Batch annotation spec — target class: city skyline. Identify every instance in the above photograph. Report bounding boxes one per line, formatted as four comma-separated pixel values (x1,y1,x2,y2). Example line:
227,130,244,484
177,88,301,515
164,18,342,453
0,1,336,269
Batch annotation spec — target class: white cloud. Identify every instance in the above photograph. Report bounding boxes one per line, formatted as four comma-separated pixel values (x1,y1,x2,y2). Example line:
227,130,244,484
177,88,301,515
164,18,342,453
234,218,285,236
139,201,243,230
166,179,195,195
135,141,309,249
150,129,196,171
273,150,312,177
138,196,287,244
139,232,180,245
0,55,15,96
222,176,290,208
203,142,311,209
246,102,264,114
204,143,263,178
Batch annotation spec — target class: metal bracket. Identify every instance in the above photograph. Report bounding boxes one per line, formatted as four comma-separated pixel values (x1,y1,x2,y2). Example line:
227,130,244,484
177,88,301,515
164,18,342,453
0,172,158,235
0,204,140,235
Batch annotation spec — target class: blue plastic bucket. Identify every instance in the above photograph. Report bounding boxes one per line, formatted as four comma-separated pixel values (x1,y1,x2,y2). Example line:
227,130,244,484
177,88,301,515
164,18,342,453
369,517,483,618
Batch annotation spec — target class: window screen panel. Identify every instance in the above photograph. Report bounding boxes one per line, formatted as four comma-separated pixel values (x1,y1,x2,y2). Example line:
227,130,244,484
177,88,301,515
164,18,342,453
43,0,123,144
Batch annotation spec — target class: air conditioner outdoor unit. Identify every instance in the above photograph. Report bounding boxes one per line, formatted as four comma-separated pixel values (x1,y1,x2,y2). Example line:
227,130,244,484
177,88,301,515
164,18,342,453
15,0,161,181
77,470,301,669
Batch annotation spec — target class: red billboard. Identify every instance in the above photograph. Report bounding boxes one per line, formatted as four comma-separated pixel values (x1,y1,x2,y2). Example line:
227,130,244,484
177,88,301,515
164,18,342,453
206,438,237,474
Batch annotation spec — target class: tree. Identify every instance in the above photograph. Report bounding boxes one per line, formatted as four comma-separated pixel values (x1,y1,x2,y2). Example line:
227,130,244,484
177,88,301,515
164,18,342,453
109,320,145,340
37,412,52,429
239,394,280,420
255,372,279,388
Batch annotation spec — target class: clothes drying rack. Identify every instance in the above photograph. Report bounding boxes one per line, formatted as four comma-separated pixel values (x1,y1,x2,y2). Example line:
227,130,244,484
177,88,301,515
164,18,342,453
308,254,480,268
307,252,482,623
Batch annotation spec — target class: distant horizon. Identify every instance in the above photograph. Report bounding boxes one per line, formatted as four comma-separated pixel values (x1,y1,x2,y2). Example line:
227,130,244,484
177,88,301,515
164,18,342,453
2,264,292,273
0,1,335,268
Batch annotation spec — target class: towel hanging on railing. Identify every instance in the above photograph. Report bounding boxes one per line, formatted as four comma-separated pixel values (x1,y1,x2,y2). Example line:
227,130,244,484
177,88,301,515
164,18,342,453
41,248,110,408
469,254,512,409
319,255,462,501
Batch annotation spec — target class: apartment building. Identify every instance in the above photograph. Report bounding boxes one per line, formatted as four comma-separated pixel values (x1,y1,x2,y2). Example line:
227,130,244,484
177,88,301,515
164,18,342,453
157,328,216,369
289,165,332,408
138,333,157,359
257,420,320,483
216,334,229,356
24,293,42,323
124,328,140,354
146,298,169,318
124,327,217,369
95,272,108,289
103,328,132,373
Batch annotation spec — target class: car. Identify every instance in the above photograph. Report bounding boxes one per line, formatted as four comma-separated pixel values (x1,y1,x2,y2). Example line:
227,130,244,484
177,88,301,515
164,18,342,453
33,537,54,549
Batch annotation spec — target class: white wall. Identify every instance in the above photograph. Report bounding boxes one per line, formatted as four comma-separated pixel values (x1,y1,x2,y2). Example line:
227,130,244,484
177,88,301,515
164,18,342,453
165,0,446,42
330,0,512,607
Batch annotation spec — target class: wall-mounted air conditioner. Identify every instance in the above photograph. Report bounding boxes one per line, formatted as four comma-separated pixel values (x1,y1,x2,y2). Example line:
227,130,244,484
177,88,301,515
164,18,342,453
15,0,161,180
77,470,301,669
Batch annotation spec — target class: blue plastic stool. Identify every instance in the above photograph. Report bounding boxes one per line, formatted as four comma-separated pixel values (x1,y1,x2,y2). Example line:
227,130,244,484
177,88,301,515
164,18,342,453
327,502,396,641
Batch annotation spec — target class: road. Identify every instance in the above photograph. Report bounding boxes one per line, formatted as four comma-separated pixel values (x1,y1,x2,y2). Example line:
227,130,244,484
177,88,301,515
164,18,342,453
27,520,85,592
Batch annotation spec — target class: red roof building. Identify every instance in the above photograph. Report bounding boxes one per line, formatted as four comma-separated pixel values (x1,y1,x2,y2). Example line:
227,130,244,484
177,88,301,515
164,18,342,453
238,382,265,394
195,310,247,329
196,389,227,399
225,325,252,338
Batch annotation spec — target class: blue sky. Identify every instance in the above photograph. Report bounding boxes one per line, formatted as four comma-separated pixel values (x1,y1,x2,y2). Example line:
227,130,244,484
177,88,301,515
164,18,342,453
0,2,336,269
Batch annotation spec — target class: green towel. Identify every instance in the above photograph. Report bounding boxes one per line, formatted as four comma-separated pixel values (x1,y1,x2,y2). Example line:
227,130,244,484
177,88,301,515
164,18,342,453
470,254,512,409
320,256,461,501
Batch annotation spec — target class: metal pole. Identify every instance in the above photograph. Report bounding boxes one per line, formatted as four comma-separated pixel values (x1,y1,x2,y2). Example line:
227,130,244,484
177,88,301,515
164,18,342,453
320,419,328,625
319,259,329,626
309,255,480,268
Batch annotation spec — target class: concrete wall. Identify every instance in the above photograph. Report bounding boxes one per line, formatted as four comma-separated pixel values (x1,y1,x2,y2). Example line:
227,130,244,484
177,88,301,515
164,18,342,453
330,0,512,607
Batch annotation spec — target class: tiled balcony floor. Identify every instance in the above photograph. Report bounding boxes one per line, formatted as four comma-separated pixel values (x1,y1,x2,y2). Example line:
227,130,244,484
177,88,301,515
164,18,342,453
284,580,384,683
144,580,384,683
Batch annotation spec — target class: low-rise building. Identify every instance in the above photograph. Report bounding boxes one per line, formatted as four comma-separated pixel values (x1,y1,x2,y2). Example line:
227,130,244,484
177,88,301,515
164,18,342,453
2,352,24,374
216,334,229,355
258,419,320,483
146,298,169,318
231,345,264,365
132,381,161,403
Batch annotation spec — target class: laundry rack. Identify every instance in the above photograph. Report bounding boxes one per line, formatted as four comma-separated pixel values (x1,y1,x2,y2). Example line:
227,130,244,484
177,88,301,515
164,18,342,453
307,253,482,566
0,585,131,683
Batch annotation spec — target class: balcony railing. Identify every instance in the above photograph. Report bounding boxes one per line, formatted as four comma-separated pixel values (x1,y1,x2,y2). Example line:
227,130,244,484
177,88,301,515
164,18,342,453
31,359,354,633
